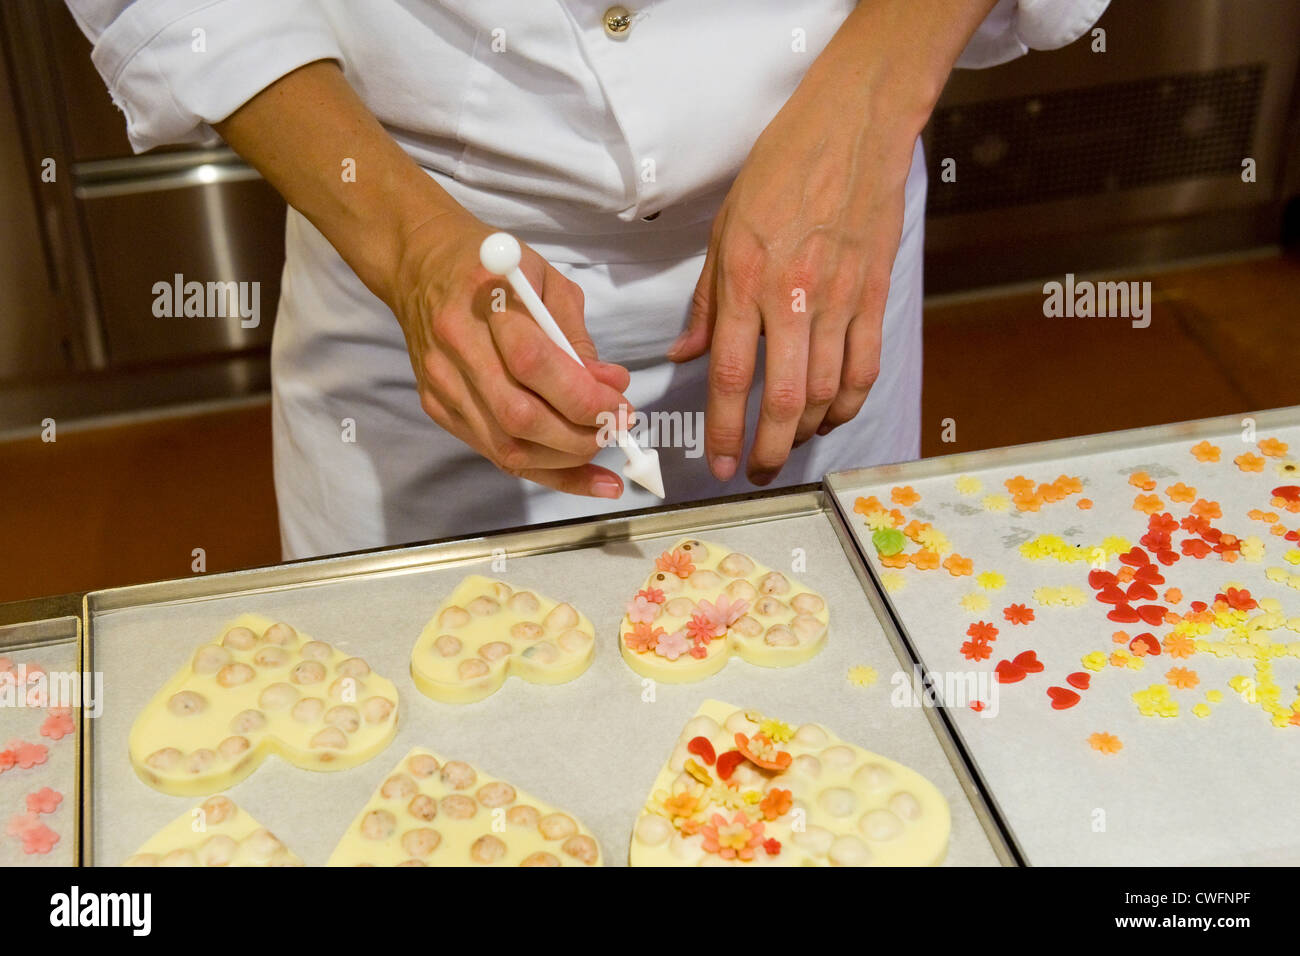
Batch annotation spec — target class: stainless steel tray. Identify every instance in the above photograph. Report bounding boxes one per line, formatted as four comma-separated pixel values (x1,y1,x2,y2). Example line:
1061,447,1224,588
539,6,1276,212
81,485,1012,866
826,406,1300,866
0,596,83,867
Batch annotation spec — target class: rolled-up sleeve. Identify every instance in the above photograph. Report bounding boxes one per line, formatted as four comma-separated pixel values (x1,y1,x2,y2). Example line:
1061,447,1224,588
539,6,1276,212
957,0,1111,69
66,0,343,152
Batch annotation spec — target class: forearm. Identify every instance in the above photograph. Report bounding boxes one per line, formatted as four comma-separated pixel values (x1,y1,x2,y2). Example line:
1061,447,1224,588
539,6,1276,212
214,60,466,305
803,0,1001,141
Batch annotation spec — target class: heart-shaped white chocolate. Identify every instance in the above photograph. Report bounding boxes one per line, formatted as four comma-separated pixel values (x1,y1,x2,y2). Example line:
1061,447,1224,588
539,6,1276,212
630,700,950,866
410,576,595,704
327,747,602,866
619,539,829,681
129,614,399,796
123,795,303,867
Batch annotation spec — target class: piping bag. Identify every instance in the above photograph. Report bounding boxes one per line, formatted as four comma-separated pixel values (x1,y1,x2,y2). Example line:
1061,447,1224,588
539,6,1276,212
479,232,665,498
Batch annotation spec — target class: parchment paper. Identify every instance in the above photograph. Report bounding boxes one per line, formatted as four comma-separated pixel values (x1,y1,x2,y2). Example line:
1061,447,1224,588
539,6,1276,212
90,512,1000,866
0,639,79,867
834,422,1300,866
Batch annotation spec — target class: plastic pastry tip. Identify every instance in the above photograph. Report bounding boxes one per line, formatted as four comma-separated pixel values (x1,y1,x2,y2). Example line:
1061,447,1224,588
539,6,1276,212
624,446,665,499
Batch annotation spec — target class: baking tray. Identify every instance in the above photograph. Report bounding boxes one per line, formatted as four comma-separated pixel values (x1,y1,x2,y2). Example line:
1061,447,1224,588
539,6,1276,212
82,485,1011,866
0,595,83,867
827,406,1300,866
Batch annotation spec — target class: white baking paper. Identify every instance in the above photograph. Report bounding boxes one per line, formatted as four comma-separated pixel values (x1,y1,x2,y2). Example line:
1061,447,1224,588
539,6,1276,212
89,512,1000,866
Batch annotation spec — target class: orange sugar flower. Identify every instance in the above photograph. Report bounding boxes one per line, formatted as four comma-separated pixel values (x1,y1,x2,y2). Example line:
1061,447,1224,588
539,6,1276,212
1088,732,1123,755
854,496,882,515
1013,493,1044,513
1162,633,1195,658
1259,437,1290,458
1055,475,1083,495
1234,453,1265,473
968,621,999,642
891,485,921,506
1166,482,1196,503
1190,441,1221,462
1270,524,1287,537
879,552,911,568
1112,630,1131,645
1039,482,1067,503
1163,587,1182,604
912,550,941,570
1003,603,1034,625
1133,494,1164,515
1166,667,1199,689
1077,498,1093,510
903,520,931,542
942,554,974,577
758,788,793,822
1128,471,1157,491
1190,498,1222,519
1004,475,1036,496
1116,566,1136,584
655,548,696,578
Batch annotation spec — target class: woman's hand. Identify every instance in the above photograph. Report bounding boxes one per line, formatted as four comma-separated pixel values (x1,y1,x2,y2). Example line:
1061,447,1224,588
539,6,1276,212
216,62,633,498
671,92,913,486
391,209,633,497
669,0,998,486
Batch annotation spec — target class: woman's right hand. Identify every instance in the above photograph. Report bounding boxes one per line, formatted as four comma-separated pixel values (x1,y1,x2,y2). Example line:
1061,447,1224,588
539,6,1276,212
389,209,633,498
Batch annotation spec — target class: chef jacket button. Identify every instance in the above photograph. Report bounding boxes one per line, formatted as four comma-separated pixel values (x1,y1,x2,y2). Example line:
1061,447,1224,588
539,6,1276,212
603,6,634,39
641,211,660,221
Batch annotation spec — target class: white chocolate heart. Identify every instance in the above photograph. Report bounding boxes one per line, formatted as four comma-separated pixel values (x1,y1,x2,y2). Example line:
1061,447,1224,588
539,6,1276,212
619,539,829,682
129,614,399,796
327,748,602,866
411,576,595,704
630,700,950,866
123,796,303,867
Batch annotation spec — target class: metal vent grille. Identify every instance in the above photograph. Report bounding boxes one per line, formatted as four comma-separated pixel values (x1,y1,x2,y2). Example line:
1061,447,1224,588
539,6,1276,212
927,64,1265,216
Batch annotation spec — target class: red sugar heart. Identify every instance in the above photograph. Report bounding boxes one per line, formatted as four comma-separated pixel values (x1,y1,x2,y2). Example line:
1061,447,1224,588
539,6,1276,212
1133,565,1165,585
1066,672,1091,690
1095,584,1126,605
1047,686,1081,710
970,700,985,712
1273,485,1300,503
1137,604,1168,626
1119,547,1151,567
994,660,1026,684
1088,569,1117,589
1107,604,1141,623
1013,650,1044,673
1129,633,1161,656
1126,582,1157,602
1190,601,1207,612
1156,550,1179,566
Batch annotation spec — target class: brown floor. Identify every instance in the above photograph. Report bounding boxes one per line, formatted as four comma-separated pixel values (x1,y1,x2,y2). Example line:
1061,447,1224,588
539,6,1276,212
2,251,1298,606
920,252,1300,455
0,403,281,604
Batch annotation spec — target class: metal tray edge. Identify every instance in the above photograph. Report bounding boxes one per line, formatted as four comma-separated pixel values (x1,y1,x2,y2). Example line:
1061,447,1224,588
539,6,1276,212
825,404,1300,490
823,482,1025,867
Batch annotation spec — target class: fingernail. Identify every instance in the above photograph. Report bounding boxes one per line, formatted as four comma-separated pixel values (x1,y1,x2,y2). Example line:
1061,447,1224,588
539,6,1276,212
750,469,776,486
592,479,623,499
711,455,737,481
816,423,833,436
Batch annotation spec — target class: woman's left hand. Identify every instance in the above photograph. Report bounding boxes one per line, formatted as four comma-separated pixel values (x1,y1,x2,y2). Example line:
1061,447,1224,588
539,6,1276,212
669,0,997,486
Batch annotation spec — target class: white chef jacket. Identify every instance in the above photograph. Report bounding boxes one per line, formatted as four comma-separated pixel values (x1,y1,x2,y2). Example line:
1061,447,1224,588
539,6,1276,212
70,0,1109,559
